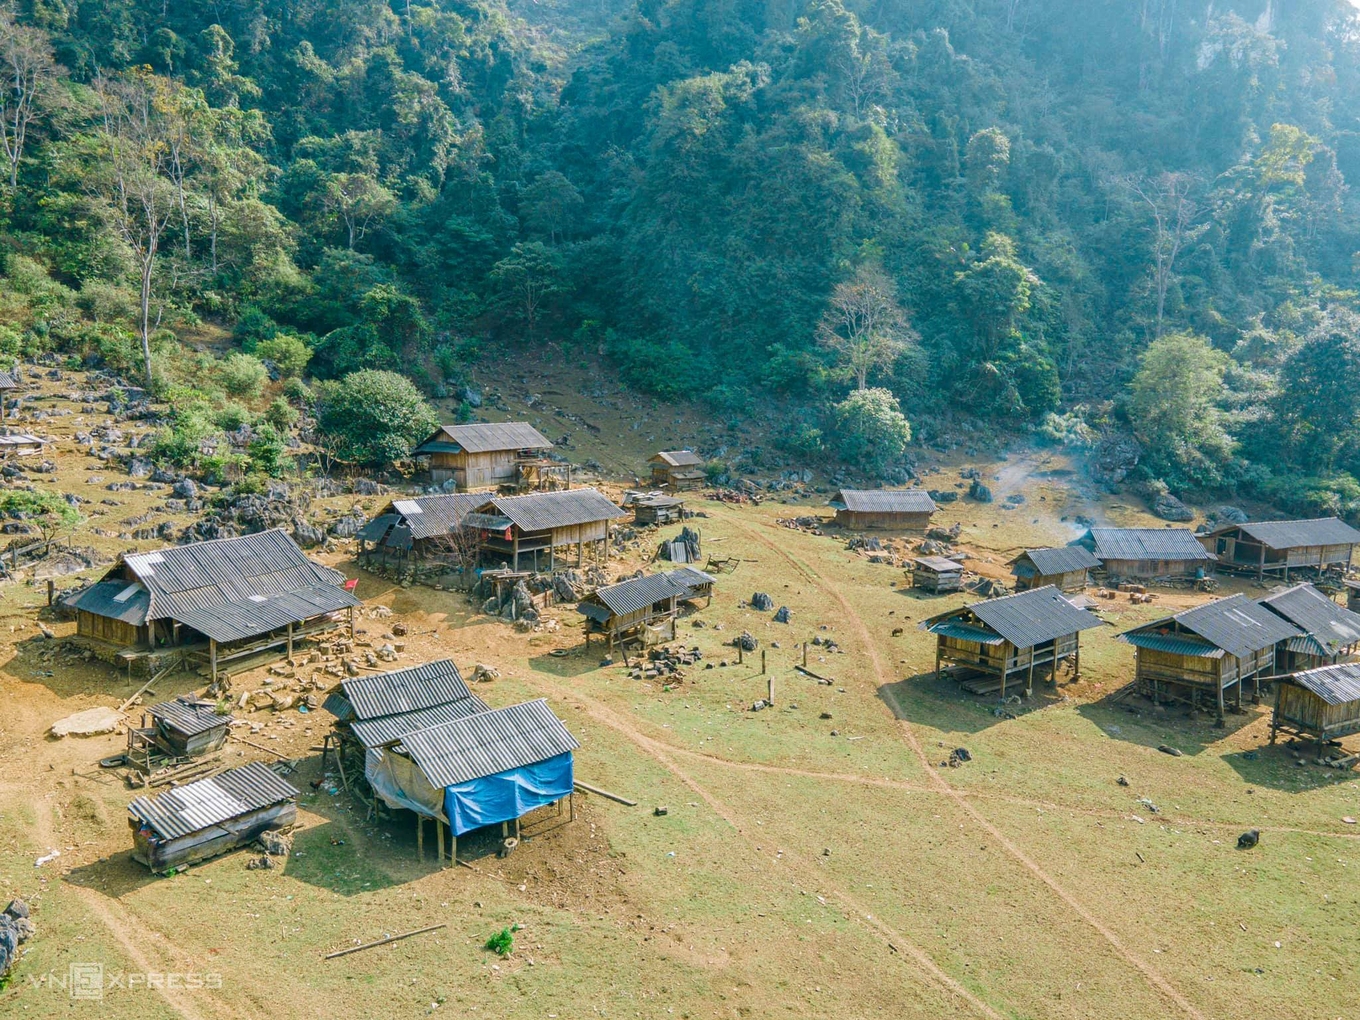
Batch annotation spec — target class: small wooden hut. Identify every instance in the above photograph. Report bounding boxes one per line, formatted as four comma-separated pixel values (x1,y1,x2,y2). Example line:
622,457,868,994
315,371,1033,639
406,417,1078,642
911,556,964,594
1199,518,1360,580
1073,528,1216,581
1346,579,1360,614
920,585,1103,698
0,369,20,419
143,697,232,757
127,761,298,873
412,422,556,490
632,494,686,526
1257,583,1360,672
830,489,937,531
1116,594,1301,723
0,432,46,457
1008,546,1100,592
649,451,705,490
358,492,487,564
465,488,626,571
579,572,690,650
1271,662,1360,750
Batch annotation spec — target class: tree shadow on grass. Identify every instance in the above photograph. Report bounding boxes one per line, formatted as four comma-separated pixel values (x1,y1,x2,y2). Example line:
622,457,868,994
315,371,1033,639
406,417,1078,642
529,645,608,678
283,819,404,895
1076,690,1260,757
877,669,1075,736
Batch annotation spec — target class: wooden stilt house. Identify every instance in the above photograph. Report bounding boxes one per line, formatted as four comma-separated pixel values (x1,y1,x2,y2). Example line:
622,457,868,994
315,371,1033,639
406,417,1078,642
412,422,556,490
465,488,625,572
1257,583,1360,672
920,585,1104,698
1199,518,1360,580
128,762,299,873
1271,662,1360,751
1116,595,1301,724
649,451,705,490
911,556,965,594
1008,546,1100,592
1073,528,1216,581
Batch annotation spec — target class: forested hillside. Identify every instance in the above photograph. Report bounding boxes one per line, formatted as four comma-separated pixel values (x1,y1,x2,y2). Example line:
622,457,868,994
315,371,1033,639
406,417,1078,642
3,0,1360,512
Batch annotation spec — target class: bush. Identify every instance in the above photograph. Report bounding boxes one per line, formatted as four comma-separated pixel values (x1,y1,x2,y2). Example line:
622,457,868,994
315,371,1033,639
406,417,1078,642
255,333,312,379
265,397,299,431
234,305,280,348
248,422,291,476
217,353,268,399
831,388,911,474
781,422,825,457
214,402,253,432
316,370,440,465
282,377,312,404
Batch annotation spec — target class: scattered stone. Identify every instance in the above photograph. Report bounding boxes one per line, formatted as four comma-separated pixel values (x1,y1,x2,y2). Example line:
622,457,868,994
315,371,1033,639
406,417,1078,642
1157,744,1183,757
772,606,791,624
750,700,768,712
737,631,757,652
1116,775,1130,786
654,806,669,816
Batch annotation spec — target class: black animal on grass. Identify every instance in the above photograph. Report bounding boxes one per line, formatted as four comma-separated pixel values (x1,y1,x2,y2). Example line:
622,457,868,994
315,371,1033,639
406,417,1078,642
1238,830,1260,850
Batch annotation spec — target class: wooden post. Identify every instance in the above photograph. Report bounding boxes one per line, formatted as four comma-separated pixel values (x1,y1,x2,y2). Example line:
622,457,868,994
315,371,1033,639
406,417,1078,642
569,792,575,822
935,642,941,681
287,622,293,661
761,650,766,674
512,533,519,572
437,819,445,868
803,641,809,668
1258,543,1265,581
767,673,774,705
349,605,355,640
1216,677,1226,727
451,833,456,863
1026,651,1035,699
46,579,53,606
209,638,217,684
416,813,424,860
738,643,743,666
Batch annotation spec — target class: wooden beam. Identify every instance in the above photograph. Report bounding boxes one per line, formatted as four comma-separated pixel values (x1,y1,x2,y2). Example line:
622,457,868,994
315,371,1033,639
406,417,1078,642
573,780,637,806
324,924,447,960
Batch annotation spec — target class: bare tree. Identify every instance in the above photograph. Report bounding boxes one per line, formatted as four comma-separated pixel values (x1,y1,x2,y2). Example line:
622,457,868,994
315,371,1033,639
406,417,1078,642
424,524,483,583
0,9,60,191
91,70,181,391
324,172,395,249
816,266,917,390
1123,171,1206,339
835,49,886,119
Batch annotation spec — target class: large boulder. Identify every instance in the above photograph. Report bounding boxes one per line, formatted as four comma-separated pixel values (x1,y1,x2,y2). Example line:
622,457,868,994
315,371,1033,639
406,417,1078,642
968,479,993,503
292,519,325,549
750,592,774,611
1153,492,1195,523
1216,505,1249,525
51,707,124,738
172,478,198,499
329,514,366,539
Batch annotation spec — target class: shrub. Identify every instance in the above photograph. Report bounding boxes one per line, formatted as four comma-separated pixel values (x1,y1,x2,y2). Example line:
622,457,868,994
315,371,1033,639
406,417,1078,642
255,333,312,379
282,377,312,404
248,422,291,476
234,305,280,348
316,370,440,465
831,387,911,474
217,353,268,398
214,402,253,432
265,397,299,431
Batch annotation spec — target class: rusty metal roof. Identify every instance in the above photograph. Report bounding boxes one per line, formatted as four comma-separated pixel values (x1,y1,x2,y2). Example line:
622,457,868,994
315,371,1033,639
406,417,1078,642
149,697,232,736
479,488,625,533
127,762,298,840
398,699,579,787
830,489,937,513
1259,584,1360,657
1285,662,1360,705
416,422,553,455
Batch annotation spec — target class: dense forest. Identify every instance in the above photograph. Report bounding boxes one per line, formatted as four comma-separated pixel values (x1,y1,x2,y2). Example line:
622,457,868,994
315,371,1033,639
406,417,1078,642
3,0,1360,514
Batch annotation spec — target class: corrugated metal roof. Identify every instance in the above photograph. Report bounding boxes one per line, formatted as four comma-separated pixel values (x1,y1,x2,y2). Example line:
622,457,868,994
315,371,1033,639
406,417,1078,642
416,422,553,455
653,450,703,467
349,697,490,749
1219,517,1360,550
1286,634,1331,658
481,489,625,533
374,493,488,541
322,691,354,721
830,489,937,514
1286,662,1360,706
66,580,150,626
584,573,690,616
0,432,45,446
665,567,717,594
923,621,1006,645
399,699,579,787
1121,594,1301,660
357,514,401,543
914,556,965,572
1011,546,1100,576
1078,528,1215,563
0,372,18,388
966,585,1105,647
338,660,478,720
118,529,348,625
1259,584,1360,656
127,762,298,840
1116,631,1226,657
149,697,232,736
169,584,359,644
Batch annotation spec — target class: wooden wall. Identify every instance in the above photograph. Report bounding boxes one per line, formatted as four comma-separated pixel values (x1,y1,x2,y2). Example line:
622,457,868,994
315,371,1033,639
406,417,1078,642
429,450,519,488
1100,558,1207,579
835,509,933,532
131,800,297,874
77,610,146,649
1016,569,1088,592
1275,684,1360,741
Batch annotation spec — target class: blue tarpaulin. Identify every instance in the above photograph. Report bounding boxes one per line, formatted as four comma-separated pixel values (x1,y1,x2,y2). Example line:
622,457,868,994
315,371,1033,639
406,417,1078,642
442,751,574,836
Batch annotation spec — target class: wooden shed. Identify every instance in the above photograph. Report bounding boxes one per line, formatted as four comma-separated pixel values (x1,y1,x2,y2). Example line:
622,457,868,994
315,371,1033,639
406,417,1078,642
1257,583,1360,672
143,697,232,757
465,488,626,571
0,369,20,419
579,572,690,650
413,422,556,490
64,529,361,680
1008,546,1100,592
358,492,488,564
920,585,1103,698
1117,595,1301,723
911,556,964,594
649,451,705,490
128,761,298,873
1271,662,1360,750
0,431,46,457
631,494,686,526
1073,527,1216,581
1199,518,1360,580
830,489,937,531
1346,579,1360,614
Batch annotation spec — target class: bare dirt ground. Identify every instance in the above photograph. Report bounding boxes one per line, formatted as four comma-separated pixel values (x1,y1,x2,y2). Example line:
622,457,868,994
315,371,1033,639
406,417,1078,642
1,366,1358,1019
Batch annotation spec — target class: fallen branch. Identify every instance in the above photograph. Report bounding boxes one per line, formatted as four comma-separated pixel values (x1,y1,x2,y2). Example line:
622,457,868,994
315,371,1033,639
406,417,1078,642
230,735,293,760
573,781,637,806
324,923,447,960
794,665,834,684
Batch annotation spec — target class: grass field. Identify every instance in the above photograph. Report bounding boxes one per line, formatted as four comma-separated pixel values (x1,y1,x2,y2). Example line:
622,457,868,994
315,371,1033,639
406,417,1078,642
3,474,1360,1019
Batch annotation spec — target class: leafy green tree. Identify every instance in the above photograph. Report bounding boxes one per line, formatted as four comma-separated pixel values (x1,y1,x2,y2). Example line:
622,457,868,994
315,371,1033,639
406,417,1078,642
1128,332,1234,487
522,171,583,244
490,242,562,340
830,387,911,474
216,352,267,398
0,489,81,553
324,172,395,249
247,421,291,476
315,369,439,466
1274,311,1360,472
255,333,312,378
954,233,1036,362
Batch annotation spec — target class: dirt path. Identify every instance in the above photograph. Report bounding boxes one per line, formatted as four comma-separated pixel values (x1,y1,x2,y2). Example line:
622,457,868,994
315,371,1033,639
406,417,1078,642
720,510,1209,1020
527,683,1005,1019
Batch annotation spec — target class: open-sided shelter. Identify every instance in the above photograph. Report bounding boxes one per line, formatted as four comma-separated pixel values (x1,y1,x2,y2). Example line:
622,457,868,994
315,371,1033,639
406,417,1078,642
1072,527,1215,580
1117,594,1301,722
1271,662,1360,750
465,488,625,571
128,761,298,873
1257,583,1360,671
0,431,46,457
830,489,936,531
1199,518,1360,580
1009,546,1100,592
66,529,360,679
358,492,487,564
578,571,703,650
649,451,705,490
0,369,20,419
920,585,1103,698
412,422,556,490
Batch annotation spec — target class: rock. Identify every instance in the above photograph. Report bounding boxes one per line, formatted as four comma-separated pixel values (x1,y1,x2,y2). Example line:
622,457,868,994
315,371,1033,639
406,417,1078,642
127,456,153,478
654,805,669,816
773,606,791,623
968,480,993,503
1116,775,1130,786
1237,829,1259,849
1153,492,1195,522
1216,505,1249,524
737,631,758,652
329,514,366,538
5,899,29,920
750,700,768,712
172,478,198,499
292,519,325,549
927,489,959,503
750,592,774,611
1090,433,1141,486
50,707,124,737
1157,744,1183,757
259,829,293,856
472,663,500,683
461,385,483,408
